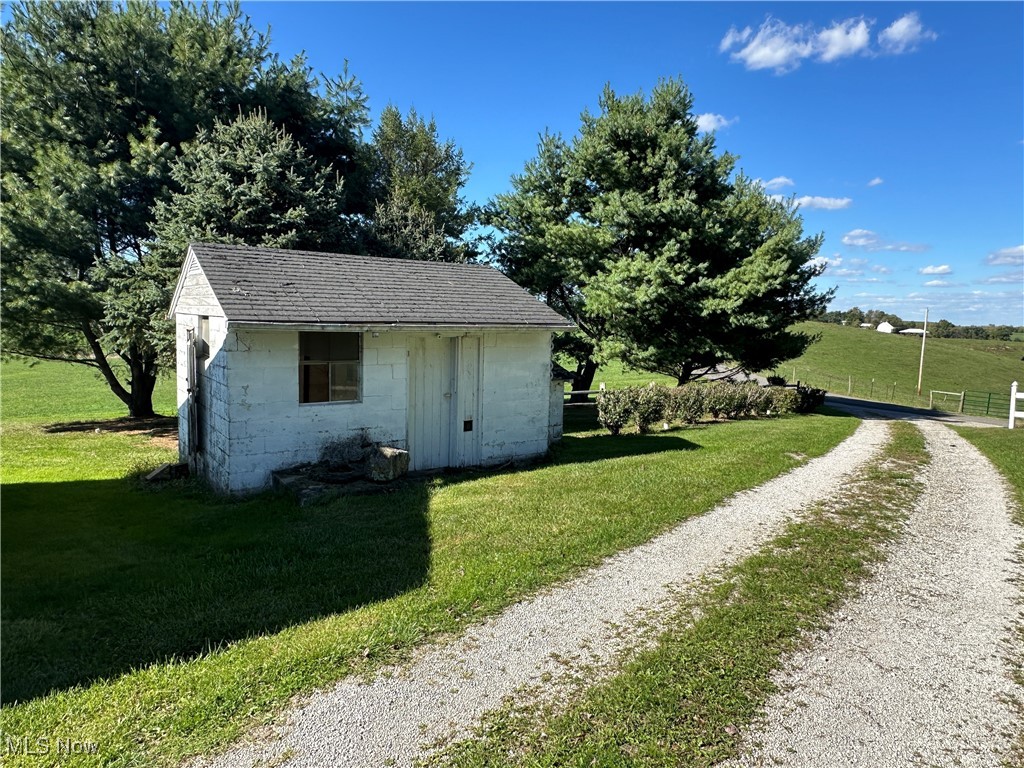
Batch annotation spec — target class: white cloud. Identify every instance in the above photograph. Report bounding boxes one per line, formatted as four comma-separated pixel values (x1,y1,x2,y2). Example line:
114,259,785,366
817,18,871,62
760,176,795,192
832,268,863,278
982,272,1022,285
842,228,927,252
879,12,938,55
722,13,936,74
719,25,752,53
919,265,952,275
794,195,852,210
870,264,892,274
842,228,879,247
867,177,884,187
721,17,815,73
924,279,951,287
695,113,738,132
986,245,1024,266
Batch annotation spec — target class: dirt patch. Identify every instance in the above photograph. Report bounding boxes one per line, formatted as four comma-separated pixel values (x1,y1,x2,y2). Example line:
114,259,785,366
45,416,178,450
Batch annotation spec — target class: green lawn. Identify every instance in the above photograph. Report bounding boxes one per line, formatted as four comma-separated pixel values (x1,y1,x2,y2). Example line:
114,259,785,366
1,360,859,767
953,427,1024,513
777,321,1024,411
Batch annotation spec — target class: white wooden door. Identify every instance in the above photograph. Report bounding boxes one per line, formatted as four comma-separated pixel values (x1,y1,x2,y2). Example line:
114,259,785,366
453,336,481,467
408,336,454,471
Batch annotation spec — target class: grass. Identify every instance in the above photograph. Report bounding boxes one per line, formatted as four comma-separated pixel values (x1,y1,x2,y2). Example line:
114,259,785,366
432,421,929,767
953,427,1024,513
776,321,1024,411
1,358,177,423
1,360,859,767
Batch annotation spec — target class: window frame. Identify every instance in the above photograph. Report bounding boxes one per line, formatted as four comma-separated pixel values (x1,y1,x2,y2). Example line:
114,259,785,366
298,331,362,405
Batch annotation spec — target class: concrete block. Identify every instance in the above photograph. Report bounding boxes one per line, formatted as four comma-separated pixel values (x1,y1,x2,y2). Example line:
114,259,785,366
365,446,410,482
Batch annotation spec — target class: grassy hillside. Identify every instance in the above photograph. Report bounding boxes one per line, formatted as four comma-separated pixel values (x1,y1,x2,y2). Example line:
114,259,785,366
775,322,1024,411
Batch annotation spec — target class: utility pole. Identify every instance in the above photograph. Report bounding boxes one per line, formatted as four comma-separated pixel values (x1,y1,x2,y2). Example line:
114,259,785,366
916,307,929,396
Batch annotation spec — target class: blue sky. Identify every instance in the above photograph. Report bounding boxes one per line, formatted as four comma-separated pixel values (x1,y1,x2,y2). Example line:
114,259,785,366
239,2,1023,326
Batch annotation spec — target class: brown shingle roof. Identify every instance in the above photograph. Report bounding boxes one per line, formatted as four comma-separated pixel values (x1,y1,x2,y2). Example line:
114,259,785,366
186,243,571,328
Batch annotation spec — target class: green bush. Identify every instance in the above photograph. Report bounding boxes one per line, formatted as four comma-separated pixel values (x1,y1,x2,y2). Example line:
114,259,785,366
597,389,633,435
632,385,670,434
797,386,827,413
765,386,801,415
667,384,706,424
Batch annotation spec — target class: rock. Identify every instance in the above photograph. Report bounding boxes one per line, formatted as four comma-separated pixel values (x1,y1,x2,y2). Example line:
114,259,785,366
365,445,410,482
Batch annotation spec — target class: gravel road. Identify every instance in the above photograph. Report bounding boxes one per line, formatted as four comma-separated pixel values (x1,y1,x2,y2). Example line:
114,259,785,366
727,419,1022,767
195,420,889,768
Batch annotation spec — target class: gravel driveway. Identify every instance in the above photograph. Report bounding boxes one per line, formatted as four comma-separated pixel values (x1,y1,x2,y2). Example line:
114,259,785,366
195,420,890,768
727,419,1022,767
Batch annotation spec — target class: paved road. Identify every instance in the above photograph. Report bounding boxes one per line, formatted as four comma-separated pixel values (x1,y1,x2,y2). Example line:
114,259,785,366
825,393,1007,428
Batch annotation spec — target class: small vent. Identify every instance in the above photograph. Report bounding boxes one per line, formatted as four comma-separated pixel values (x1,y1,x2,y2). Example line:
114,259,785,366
463,419,473,432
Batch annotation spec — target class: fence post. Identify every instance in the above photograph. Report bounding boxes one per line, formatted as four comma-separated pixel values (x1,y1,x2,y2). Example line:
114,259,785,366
1010,381,1019,429
959,391,965,413
986,392,993,416
929,391,933,409
848,375,852,395
869,378,874,398
599,382,606,392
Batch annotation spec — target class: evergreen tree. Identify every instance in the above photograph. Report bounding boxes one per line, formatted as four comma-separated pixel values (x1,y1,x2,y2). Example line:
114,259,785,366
0,1,367,417
489,79,830,389
367,106,478,261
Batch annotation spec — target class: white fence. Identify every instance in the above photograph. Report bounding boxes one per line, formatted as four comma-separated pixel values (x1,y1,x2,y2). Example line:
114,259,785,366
1009,381,1024,429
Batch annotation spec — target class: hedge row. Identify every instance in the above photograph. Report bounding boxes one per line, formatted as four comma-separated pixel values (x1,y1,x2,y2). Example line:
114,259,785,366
595,381,826,435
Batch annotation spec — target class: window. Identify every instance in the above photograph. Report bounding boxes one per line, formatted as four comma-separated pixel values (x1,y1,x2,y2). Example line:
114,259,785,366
299,332,360,403
197,316,210,359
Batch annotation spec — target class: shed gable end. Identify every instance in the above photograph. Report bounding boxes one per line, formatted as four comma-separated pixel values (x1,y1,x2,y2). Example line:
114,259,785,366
170,249,224,318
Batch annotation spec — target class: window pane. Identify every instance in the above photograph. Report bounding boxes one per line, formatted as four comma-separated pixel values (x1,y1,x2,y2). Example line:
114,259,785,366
329,333,360,361
330,362,359,401
300,363,330,403
300,332,331,362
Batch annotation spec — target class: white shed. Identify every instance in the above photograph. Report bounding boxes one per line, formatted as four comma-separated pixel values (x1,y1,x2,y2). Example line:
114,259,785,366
876,321,896,333
168,243,572,493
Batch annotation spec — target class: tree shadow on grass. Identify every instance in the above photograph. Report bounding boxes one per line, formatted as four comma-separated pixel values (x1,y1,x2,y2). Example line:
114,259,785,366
0,478,430,705
43,415,178,438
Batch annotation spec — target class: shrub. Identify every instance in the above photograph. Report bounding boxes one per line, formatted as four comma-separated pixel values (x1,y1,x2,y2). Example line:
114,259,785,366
667,383,706,424
765,386,801,415
597,389,632,435
704,381,748,419
742,383,770,417
632,385,670,434
796,386,827,413
766,374,787,386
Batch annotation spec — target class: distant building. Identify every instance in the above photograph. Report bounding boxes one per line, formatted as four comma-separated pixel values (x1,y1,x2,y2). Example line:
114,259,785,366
899,328,927,336
859,322,874,329
876,321,896,333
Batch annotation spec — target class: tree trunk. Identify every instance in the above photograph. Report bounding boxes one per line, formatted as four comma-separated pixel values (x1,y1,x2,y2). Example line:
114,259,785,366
569,357,599,404
127,354,158,419
82,323,159,419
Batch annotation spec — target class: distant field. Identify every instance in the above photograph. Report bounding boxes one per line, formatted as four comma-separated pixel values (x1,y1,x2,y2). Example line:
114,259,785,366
772,322,1024,411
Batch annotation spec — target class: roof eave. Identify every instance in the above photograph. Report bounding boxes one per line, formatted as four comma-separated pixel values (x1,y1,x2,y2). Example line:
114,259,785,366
226,320,575,333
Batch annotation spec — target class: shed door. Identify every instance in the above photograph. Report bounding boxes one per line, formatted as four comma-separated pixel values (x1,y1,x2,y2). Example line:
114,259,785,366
453,336,481,467
408,336,455,471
